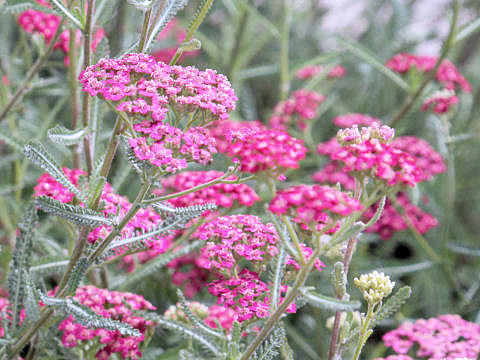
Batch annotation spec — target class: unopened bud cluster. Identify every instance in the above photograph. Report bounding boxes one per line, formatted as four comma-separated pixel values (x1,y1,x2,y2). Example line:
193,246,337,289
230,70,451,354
337,125,395,145
354,271,395,305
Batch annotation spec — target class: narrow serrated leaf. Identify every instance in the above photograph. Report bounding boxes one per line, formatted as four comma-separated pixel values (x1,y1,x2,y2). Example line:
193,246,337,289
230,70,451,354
47,125,86,146
337,37,409,92
35,196,112,227
24,140,87,203
375,286,411,323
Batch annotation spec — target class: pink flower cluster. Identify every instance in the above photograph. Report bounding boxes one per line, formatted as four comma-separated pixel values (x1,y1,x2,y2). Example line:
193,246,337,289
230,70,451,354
33,168,166,245
391,136,446,181
386,53,471,114
192,215,280,275
157,170,260,210
129,122,217,173
269,184,362,232
336,124,395,145
208,268,296,322
312,161,355,190
333,113,382,128
331,127,424,187
79,53,237,123
285,243,326,272
378,314,480,360
18,0,104,65
421,89,459,114
56,286,156,360
152,18,199,63
296,65,347,79
208,120,308,175
166,253,211,297
362,192,439,240
269,89,326,131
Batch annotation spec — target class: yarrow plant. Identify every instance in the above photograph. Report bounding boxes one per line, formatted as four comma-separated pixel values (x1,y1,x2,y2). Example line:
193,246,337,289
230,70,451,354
0,1,478,359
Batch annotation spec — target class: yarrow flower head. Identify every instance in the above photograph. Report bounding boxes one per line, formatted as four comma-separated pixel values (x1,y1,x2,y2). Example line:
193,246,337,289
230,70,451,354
269,184,363,232
79,53,237,123
354,271,395,305
362,192,439,240
208,268,296,322
156,170,260,211
18,0,104,65
209,120,308,176
378,314,480,360
336,124,395,145
129,123,217,173
192,215,280,275
55,286,156,360
421,88,459,114
269,89,326,131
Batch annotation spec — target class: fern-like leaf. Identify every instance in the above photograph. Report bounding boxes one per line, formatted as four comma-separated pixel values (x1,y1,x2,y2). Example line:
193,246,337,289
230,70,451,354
144,0,189,51
120,135,152,175
269,245,286,311
126,0,153,11
7,204,37,333
30,259,69,275
251,327,286,360
47,125,86,146
35,196,112,227
66,257,90,295
39,293,141,336
177,289,226,340
115,240,203,289
337,37,409,92
24,276,40,322
143,314,222,356
46,0,83,28
375,286,411,323
24,140,87,203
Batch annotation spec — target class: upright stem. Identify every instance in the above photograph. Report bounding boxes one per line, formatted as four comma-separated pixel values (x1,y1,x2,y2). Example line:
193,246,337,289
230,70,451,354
239,248,321,360
0,20,66,123
99,115,123,179
352,304,374,360
389,1,460,127
137,9,152,53
279,0,291,101
68,28,81,169
81,0,96,175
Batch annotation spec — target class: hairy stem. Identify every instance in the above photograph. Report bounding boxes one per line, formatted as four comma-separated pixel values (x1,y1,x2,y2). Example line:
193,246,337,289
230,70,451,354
138,8,152,53
239,248,321,360
0,20,66,123
68,28,81,169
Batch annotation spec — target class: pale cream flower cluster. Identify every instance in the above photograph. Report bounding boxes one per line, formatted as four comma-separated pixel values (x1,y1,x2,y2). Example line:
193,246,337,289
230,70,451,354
354,271,395,304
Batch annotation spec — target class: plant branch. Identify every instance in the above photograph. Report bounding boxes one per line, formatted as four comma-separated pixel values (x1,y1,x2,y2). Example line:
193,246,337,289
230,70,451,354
0,19,66,123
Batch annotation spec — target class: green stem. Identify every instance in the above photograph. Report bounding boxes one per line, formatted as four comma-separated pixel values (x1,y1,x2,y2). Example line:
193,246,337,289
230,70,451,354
281,215,305,265
81,0,96,175
389,1,460,127
69,27,81,169
99,115,123,179
169,0,214,66
143,167,239,204
352,303,375,360
239,248,321,360
279,0,291,101
137,8,152,53
0,19,66,123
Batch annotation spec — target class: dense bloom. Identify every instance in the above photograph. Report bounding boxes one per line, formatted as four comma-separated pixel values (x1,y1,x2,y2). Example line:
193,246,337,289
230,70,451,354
380,314,480,359
354,271,395,304
129,123,217,173
166,253,211,297
18,0,104,65
33,168,165,244
56,286,156,360
207,120,266,153
421,89,459,114
391,136,446,181
312,161,355,190
269,184,362,232
362,192,439,240
157,170,260,210
79,53,237,123
386,53,471,92
209,120,308,175
333,113,382,128
192,215,279,274
269,89,325,130
208,268,296,322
